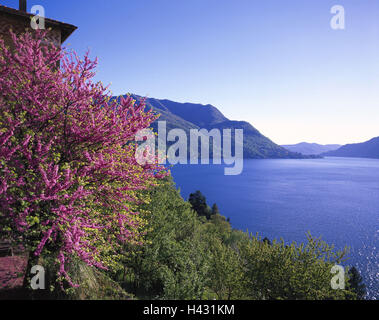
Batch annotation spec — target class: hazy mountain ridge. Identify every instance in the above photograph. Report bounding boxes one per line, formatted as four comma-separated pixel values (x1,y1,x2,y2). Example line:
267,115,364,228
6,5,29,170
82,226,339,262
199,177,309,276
323,137,379,159
282,142,341,155
122,94,314,159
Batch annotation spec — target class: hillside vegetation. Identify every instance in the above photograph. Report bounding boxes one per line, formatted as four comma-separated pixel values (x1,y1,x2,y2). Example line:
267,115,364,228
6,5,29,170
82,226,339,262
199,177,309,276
282,143,341,155
128,95,312,159
323,137,379,159
108,178,363,300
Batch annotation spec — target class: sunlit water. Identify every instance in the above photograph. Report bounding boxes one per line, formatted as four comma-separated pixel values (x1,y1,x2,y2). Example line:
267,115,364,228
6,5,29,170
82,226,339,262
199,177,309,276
171,157,379,299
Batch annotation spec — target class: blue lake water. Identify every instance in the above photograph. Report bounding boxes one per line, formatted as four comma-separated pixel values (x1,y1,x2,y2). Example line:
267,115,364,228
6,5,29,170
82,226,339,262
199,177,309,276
170,157,379,299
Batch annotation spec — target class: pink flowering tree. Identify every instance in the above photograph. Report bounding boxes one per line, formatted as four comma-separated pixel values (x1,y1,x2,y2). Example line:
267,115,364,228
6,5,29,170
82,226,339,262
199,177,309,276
0,31,167,288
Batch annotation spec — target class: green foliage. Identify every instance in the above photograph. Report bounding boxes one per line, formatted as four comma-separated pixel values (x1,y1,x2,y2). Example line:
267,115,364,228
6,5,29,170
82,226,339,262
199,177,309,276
188,190,212,219
116,179,209,300
262,237,272,245
240,233,356,300
347,267,366,300
204,236,246,299
63,259,133,300
110,182,360,301
203,213,232,243
211,203,220,215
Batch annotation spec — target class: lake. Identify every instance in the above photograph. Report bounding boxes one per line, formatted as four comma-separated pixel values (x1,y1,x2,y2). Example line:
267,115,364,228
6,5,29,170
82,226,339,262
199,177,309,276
170,157,379,299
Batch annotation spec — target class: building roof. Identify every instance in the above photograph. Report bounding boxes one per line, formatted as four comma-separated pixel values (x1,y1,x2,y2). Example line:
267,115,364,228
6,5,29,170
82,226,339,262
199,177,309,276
0,4,77,43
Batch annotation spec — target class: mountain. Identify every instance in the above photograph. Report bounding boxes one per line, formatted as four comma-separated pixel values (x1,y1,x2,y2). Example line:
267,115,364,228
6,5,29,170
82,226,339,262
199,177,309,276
281,143,341,155
323,137,379,159
119,94,313,159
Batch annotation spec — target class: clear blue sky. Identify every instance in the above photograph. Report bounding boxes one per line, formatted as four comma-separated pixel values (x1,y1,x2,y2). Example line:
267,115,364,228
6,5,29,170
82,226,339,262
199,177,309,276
3,0,379,144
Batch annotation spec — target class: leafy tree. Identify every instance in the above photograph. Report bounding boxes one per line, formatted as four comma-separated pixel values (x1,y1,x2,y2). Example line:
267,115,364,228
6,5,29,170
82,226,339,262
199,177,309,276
262,237,272,245
205,236,246,300
224,229,250,247
348,267,366,300
211,203,220,216
203,213,232,243
118,185,361,301
188,190,211,219
240,233,356,300
0,31,167,288
118,179,209,299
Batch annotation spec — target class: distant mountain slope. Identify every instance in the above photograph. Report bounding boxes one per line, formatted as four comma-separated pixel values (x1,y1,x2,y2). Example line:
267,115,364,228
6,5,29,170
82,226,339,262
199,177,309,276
323,137,379,159
282,143,341,155
121,94,311,159
152,98,228,128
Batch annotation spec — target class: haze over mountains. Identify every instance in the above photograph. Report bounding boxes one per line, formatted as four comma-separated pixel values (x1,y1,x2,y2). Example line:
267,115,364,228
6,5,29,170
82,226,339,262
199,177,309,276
281,143,341,155
323,137,379,159
126,95,308,159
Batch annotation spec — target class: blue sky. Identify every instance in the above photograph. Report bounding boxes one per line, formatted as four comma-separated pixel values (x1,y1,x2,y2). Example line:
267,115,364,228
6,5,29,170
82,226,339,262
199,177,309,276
3,0,379,144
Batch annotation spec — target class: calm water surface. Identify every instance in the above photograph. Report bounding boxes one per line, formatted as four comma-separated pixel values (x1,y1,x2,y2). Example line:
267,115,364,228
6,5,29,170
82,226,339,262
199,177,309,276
170,157,379,299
